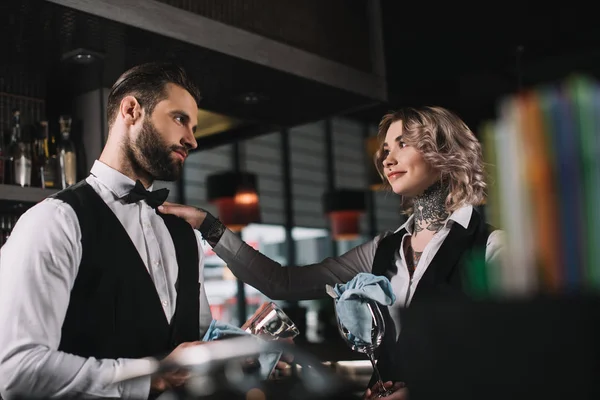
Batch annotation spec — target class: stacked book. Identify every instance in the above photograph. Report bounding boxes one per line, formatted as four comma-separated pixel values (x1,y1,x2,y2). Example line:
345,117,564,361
475,75,600,298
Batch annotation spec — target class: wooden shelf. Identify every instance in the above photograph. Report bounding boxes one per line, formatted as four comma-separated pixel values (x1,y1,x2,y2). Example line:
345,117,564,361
0,184,59,204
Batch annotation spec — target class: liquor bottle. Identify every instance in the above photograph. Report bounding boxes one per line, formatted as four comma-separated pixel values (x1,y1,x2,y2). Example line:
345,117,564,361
32,121,47,188
57,115,76,189
3,215,17,245
38,121,56,189
47,129,58,188
4,110,20,185
0,127,5,185
0,215,7,246
11,110,32,187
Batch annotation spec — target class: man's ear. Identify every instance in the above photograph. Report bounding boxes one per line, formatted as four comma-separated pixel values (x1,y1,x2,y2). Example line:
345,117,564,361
119,95,143,127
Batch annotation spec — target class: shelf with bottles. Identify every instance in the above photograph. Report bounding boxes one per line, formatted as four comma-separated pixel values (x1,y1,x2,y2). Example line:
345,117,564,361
1,110,77,203
0,184,58,204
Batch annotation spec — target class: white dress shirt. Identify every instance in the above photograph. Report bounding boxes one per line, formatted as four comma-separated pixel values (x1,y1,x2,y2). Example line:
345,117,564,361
0,160,212,400
388,205,505,332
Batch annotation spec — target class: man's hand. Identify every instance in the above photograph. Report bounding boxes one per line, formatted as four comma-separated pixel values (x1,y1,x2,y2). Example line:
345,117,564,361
267,337,295,378
363,381,407,400
150,341,206,394
276,336,295,367
158,202,207,230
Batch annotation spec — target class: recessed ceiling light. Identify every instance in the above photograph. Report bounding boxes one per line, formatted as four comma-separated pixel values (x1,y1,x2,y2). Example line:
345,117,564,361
237,92,267,105
61,48,105,65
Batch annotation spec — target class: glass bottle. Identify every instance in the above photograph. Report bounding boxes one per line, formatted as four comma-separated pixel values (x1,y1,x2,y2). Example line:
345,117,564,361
57,115,76,189
12,111,32,187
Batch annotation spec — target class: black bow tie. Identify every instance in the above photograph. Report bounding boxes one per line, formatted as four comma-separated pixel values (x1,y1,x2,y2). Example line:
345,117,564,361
123,180,169,208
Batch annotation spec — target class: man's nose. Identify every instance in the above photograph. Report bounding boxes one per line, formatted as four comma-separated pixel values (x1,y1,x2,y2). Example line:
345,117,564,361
182,129,197,150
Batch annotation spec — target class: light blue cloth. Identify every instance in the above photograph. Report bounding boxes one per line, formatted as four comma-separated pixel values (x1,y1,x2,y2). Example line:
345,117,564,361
202,319,282,379
333,272,396,345
202,319,247,341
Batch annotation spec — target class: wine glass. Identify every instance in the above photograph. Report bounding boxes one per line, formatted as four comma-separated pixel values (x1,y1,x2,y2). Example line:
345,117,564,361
334,299,394,398
242,301,300,339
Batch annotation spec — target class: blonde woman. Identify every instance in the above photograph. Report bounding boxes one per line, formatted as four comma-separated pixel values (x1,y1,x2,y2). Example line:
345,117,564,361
161,106,505,398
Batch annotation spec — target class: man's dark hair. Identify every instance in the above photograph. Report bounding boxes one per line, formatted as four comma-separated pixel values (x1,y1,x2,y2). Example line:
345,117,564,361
106,62,201,130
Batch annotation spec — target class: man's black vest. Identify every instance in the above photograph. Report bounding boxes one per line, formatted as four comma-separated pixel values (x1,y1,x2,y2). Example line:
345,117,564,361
52,181,200,360
370,209,494,384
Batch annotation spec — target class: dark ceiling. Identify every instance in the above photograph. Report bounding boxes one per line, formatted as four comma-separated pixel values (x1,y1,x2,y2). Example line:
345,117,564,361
0,0,377,147
2,0,597,145
351,1,600,130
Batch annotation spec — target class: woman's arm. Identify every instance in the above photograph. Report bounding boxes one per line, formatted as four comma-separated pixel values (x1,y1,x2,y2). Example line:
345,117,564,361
158,203,383,300
214,228,379,300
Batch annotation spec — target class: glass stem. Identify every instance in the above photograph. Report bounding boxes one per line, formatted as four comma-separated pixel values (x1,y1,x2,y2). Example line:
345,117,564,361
367,350,386,394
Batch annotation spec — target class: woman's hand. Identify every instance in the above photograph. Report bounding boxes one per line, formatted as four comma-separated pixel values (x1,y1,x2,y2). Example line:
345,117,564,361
158,202,207,229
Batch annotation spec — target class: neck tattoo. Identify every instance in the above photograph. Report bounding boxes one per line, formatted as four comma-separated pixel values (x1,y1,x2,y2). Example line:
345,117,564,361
412,181,450,236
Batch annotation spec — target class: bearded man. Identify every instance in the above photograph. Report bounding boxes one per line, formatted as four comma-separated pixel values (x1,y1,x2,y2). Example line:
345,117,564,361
0,62,212,400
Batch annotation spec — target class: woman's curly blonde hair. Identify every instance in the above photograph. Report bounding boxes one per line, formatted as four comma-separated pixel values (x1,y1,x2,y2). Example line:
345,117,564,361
374,106,487,214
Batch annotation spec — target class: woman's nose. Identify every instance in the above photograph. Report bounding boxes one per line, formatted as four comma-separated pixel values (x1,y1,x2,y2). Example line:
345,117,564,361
384,152,397,168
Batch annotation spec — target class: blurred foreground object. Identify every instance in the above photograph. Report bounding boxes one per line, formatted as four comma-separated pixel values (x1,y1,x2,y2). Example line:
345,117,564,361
480,75,600,297
394,295,600,400
112,336,358,399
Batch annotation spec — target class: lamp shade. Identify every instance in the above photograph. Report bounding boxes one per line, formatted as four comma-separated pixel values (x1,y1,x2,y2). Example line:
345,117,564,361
323,189,366,240
206,171,260,232
365,136,385,190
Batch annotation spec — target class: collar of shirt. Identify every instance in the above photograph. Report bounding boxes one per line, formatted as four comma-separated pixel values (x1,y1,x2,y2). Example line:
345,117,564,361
394,204,474,235
89,160,154,200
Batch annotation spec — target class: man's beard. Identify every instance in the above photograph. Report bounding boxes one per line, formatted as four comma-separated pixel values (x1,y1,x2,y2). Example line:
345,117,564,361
124,117,186,182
